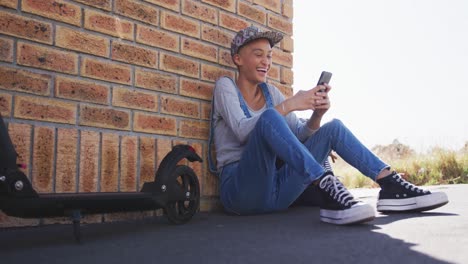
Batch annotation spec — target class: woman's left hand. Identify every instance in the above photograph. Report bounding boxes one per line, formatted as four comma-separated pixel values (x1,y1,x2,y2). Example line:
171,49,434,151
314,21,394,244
313,84,331,117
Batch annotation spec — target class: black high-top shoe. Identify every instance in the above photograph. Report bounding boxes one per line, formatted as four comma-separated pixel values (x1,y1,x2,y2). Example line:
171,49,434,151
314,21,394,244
376,171,449,212
318,173,375,225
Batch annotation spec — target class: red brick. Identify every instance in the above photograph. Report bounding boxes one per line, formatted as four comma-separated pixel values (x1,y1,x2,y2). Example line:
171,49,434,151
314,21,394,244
181,38,217,63
42,216,72,225
0,36,13,62
145,0,180,12
120,136,137,192
133,111,177,136
0,93,11,117
201,101,211,120
268,64,280,81
182,0,217,24
32,126,54,193
80,214,103,224
179,119,209,140
8,123,31,177
270,80,293,97
160,52,199,78
201,24,233,48
0,10,52,44
56,26,110,57
219,48,236,68
14,95,76,124
219,11,250,32
0,0,18,9
135,68,177,94
161,11,200,38
112,42,158,68
101,133,119,192
0,66,51,95
136,24,179,52
201,63,235,82
281,35,293,52
55,128,77,193
0,212,39,228
283,2,293,18
22,0,82,26
203,148,219,196
268,13,292,35
55,76,110,105
254,0,281,13
17,42,78,74
84,9,134,40
281,67,293,85
238,1,266,25
74,0,111,11
272,48,293,67
202,0,235,12
115,0,158,25
79,104,130,130
79,130,99,192
161,95,200,118
190,142,203,180
156,137,171,168
180,78,214,100
139,136,156,186
81,57,132,85
104,211,152,222
112,86,158,112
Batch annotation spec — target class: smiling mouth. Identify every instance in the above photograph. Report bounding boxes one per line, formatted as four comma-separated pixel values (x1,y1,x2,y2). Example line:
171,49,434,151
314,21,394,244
257,68,268,73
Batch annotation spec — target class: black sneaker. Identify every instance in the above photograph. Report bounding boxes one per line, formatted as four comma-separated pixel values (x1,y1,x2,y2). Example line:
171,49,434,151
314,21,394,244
376,172,449,212
318,173,375,225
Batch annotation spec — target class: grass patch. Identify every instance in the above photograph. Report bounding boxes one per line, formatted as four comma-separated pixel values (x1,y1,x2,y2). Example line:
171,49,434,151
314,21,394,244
332,141,468,189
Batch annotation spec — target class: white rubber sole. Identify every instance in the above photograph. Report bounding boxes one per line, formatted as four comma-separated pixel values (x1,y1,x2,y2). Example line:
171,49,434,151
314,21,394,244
320,202,375,225
377,192,449,212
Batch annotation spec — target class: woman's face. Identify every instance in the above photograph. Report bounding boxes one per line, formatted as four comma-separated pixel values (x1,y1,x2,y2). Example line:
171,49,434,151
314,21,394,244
234,38,272,84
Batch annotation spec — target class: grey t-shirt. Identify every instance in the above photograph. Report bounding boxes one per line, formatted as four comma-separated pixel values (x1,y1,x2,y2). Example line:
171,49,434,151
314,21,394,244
212,76,316,170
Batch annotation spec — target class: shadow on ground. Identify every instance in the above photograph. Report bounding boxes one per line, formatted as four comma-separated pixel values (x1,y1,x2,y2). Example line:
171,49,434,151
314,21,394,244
0,207,453,264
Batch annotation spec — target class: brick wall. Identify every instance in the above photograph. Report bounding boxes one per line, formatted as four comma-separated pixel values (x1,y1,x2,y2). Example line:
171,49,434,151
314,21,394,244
0,0,293,227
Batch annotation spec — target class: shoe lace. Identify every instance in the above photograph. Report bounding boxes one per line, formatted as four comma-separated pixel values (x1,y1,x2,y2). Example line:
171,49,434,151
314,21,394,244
393,173,429,194
319,174,354,206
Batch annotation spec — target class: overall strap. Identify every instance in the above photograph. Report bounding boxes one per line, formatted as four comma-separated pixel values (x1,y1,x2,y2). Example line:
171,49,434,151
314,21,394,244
236,82,274,117
259,82,274,108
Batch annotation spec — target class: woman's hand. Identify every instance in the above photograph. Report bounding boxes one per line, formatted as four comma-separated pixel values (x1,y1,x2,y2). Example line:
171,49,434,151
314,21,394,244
284,84,332,112
304,84,331,130
312,83,331,118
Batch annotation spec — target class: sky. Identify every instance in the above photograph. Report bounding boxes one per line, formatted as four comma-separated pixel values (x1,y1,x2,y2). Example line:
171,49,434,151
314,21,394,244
292,0,468,152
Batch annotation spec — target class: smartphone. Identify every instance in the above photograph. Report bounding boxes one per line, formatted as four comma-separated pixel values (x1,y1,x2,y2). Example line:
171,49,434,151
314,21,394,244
317,71,332,86
316,71,332,95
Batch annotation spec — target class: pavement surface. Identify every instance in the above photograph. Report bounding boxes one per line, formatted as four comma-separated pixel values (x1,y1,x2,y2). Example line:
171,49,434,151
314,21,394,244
0,184,467,264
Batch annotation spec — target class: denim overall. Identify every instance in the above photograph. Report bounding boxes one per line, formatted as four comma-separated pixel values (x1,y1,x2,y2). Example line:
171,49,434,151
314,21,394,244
208,82,388,215
208,82,273,175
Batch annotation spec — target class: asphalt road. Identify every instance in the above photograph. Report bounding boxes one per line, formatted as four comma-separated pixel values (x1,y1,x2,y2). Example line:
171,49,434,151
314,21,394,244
0,184,466,264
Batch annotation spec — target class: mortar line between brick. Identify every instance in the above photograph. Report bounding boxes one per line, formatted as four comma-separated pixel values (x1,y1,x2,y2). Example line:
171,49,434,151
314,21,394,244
12,38,17,66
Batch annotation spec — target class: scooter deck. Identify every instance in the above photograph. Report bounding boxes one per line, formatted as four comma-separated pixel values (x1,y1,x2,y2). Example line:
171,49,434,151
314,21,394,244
0,191,162,218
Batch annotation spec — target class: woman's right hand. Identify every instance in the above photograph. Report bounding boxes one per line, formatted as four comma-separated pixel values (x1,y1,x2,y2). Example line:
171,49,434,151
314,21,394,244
286,84,331,112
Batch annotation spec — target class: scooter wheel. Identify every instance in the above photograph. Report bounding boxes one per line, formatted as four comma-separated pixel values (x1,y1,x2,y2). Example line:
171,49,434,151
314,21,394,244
165,165,200,224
